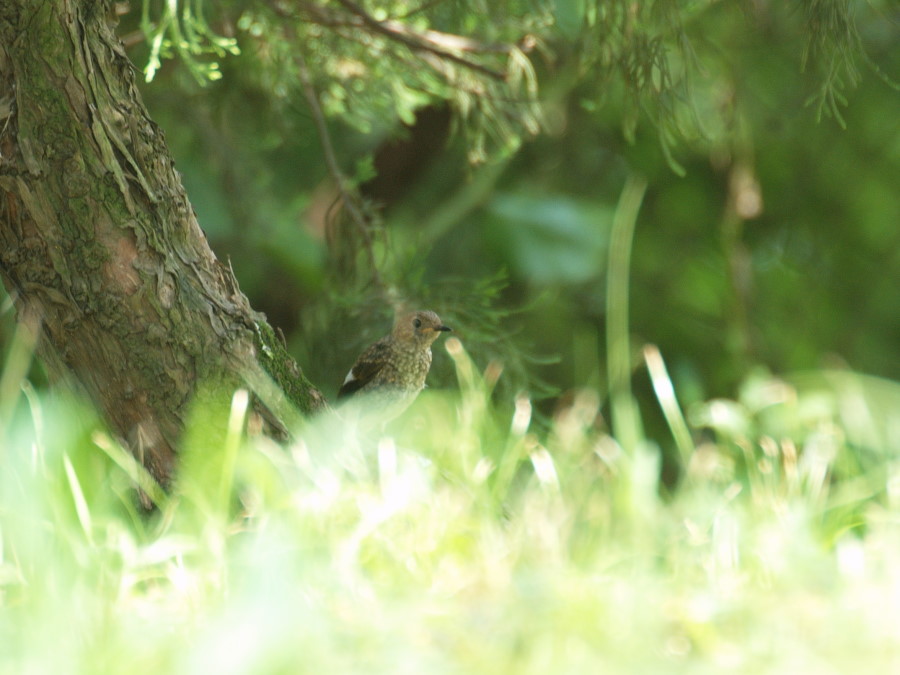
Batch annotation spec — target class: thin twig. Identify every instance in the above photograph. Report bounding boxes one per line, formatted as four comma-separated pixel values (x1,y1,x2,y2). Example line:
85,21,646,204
380,19,516,55
271,1,513,78
293,47,382,287
332,0,508,80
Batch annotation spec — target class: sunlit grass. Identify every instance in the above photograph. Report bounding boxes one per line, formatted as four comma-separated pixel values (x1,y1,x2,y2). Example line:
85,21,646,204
2,335,900,672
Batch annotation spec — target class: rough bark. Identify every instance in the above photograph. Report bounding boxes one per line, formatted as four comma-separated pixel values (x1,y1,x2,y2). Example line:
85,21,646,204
0,1,325,489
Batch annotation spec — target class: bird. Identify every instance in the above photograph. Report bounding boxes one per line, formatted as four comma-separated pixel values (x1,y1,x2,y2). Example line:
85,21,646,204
338,310,451,419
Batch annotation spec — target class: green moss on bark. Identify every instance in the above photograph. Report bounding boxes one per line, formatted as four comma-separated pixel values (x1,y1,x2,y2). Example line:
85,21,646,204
253,320,325,414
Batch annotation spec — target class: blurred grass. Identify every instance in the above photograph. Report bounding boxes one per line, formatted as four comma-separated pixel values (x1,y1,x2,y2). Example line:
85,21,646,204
2,332,900,673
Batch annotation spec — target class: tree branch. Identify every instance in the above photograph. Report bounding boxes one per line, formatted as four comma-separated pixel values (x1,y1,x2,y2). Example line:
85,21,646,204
278,0,511,81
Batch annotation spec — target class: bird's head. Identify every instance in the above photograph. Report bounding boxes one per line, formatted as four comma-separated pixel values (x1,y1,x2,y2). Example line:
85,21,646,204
393,310,452,347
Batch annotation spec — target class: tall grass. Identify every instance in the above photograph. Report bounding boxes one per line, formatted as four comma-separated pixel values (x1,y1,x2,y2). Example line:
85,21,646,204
2,331,900,672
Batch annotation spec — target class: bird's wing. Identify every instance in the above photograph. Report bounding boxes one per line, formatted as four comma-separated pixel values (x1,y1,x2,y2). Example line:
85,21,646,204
338,339,391,398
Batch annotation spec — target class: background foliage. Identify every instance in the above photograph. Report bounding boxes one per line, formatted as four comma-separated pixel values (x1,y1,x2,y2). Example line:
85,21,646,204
1,0,898,670
104,0,898,411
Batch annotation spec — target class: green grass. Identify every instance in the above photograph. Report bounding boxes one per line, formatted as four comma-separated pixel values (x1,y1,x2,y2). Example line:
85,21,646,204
2,337,900,673
2,181,898,671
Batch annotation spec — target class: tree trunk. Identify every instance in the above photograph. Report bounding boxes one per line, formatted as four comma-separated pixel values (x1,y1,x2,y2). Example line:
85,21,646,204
0,1,325,489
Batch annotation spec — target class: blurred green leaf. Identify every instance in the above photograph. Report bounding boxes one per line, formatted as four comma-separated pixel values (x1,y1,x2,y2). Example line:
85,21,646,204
485,192,614,284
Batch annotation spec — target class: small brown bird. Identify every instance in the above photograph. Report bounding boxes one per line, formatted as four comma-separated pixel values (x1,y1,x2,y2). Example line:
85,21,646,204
338,310,451,417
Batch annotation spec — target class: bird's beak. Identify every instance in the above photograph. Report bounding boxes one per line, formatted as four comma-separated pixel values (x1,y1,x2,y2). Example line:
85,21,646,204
437,325,452,332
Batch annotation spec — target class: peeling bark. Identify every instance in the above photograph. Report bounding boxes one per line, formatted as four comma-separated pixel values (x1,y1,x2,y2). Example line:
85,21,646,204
0,1,325,489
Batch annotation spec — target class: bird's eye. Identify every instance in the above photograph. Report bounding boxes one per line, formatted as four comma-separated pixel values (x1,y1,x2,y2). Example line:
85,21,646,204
413,318,422,328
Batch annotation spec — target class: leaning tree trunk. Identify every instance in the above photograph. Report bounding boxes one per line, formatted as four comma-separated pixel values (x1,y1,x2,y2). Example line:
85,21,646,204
0,1,325,489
